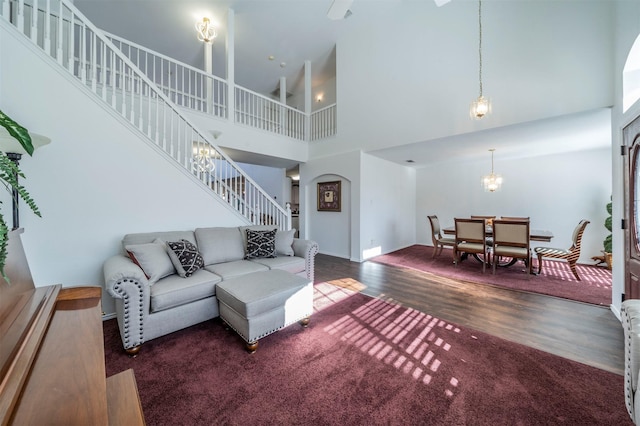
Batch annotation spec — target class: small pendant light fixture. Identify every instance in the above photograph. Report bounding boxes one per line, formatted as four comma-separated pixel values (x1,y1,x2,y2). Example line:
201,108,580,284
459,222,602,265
196,17,217,44
482,149,502,192
470,0,491,119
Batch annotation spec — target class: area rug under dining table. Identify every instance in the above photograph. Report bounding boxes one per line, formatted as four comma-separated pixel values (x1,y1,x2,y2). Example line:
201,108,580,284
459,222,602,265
368,245,612,306
103,283,628,425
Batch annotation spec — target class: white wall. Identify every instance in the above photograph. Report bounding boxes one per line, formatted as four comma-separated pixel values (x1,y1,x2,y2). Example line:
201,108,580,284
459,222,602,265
360,154,416,258
289,76,337,113
311,76,337,112
0,22,244,315
416,147,612,264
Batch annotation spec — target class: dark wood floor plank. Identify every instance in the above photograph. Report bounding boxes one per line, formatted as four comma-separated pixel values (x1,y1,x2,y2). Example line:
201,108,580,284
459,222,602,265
314,254,624,375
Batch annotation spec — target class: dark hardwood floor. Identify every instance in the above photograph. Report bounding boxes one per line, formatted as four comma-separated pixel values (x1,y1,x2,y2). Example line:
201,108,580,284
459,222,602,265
314,253,625,375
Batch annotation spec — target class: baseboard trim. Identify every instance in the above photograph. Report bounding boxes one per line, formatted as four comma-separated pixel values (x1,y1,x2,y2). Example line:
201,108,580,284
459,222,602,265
610,304,622,322
102,312,117,321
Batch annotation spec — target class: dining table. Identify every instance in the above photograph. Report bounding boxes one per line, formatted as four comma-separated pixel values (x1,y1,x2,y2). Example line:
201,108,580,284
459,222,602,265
442,225,554,268
442,226,553,242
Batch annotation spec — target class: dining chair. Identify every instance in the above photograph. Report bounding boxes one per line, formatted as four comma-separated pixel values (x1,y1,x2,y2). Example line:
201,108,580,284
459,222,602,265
454,218,488,273
427,215,456,259
471,215,496,248
492,220,531,277
533,219,590,281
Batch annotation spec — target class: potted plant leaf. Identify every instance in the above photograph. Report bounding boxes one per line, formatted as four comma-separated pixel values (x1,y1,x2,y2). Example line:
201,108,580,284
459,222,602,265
603,196,612,270
0,109,41,280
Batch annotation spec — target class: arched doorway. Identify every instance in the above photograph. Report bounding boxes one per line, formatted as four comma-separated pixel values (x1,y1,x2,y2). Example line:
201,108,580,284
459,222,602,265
306,175,351,259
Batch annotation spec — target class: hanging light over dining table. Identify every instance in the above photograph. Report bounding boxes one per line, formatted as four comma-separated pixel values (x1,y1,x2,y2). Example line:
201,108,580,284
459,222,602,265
482,148,502,192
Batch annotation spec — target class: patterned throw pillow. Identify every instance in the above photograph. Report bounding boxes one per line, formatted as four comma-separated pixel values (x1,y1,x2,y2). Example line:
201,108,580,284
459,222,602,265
166,239,204,277
245,229,277,259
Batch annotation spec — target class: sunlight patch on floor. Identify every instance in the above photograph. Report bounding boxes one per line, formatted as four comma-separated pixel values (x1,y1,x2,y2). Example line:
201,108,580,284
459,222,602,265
313,279,367,312
322,295,461,397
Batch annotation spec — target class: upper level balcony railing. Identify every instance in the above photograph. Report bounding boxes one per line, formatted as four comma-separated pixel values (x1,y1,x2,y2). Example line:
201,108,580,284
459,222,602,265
311,104,337,142
105,32,336,142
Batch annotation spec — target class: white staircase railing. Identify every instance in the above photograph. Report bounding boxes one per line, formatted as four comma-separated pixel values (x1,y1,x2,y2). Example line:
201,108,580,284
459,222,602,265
104,31,336,141
311,103,337,141
1,0,291,229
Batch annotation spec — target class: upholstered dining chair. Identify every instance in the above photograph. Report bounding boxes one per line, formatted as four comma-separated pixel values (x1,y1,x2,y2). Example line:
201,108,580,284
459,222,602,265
471,215,496,247
427,215,456,259
454,218,488,273
533,219,590,281
492,220,531,277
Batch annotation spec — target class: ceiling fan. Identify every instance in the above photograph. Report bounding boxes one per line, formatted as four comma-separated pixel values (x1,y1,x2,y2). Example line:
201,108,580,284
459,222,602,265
327,0,451,21
327,0,353,20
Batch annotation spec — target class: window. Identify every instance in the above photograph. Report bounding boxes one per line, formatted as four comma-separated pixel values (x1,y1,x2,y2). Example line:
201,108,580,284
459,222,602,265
623,34,640,113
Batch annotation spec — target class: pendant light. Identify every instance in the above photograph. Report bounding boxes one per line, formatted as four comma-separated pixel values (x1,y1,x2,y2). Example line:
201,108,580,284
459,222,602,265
470,0,491,119
482,149,502,192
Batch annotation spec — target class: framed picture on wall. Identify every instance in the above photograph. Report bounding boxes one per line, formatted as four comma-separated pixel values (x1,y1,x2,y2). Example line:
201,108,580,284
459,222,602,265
317,180,341,212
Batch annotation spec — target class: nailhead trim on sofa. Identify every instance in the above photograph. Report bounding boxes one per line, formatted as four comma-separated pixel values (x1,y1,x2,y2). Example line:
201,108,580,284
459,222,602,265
112,278,145,349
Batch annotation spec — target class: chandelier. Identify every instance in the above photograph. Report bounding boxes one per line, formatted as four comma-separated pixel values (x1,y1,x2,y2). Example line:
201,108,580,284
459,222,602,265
192,142,216,173
195,17,217,44
470,0,491,119
482,149,502,192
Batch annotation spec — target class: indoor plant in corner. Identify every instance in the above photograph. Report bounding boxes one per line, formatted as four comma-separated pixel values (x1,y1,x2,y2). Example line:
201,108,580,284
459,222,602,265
603,196,612,270
0,109,41,280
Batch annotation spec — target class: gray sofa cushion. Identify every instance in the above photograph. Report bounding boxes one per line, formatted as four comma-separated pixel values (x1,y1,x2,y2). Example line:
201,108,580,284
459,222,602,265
195,227,245,265
249,256,305,275
150,269,222,313
204,259,268,280
124,239,175,284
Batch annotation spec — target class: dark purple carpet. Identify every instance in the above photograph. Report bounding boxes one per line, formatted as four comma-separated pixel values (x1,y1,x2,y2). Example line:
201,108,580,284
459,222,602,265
104,285,629,425
369,245,612,306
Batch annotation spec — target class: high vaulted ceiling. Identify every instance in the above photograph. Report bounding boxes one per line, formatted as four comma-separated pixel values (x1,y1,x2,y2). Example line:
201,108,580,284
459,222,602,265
75,0,350,97
74,0,614,170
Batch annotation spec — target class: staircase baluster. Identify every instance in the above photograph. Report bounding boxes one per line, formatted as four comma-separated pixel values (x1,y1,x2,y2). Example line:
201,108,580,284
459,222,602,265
30,0,38,43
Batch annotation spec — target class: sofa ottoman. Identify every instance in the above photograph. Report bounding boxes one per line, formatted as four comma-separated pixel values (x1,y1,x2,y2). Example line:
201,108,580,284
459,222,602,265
216,269,313,353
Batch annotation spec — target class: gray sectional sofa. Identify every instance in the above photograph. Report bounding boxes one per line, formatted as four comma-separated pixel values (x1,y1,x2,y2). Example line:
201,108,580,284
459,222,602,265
103,225,319,354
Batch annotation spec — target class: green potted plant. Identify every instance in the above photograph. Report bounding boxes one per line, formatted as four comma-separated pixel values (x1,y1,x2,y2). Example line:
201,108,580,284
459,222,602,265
603,196,612,270
0,109,41,279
